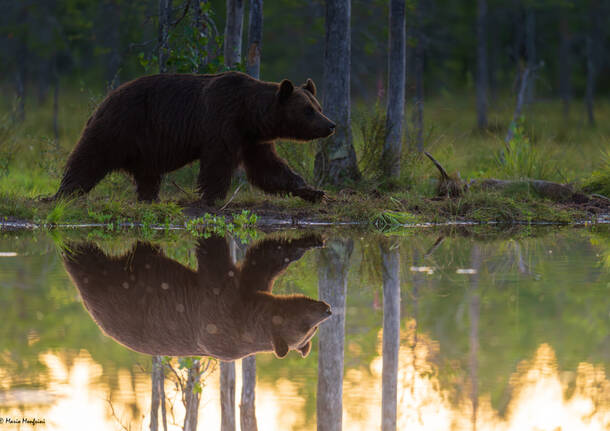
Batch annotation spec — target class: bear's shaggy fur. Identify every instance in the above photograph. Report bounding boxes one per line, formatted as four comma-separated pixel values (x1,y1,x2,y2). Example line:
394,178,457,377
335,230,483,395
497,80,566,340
53,72,335,204
62,234,331,360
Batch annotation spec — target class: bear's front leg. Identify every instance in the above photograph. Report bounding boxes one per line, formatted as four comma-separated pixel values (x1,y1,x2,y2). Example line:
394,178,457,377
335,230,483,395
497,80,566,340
242,143,326,202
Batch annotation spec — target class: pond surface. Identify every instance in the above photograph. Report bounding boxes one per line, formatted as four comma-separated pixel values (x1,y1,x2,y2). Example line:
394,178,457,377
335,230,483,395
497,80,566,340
0,226,609,430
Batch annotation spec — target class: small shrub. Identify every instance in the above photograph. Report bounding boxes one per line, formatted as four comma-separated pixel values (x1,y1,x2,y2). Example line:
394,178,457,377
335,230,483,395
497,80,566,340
495,119,562,180
583,149,610,197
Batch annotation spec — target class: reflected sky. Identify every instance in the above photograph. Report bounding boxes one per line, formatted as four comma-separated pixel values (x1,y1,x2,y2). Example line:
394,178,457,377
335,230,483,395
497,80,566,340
0,227,609,430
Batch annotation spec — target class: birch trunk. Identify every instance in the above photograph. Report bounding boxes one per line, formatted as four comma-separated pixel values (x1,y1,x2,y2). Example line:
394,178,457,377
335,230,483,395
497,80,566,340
585,0,600,126
476,0,489,129
246,0,263,79
525,8,536,104
558,12,571,117
380,239,400,431
382,0,406,180
53,58,59,146
224,0,245,69
158,0,171,73
317,238,353,431
314,0,360,186
412,0,424,152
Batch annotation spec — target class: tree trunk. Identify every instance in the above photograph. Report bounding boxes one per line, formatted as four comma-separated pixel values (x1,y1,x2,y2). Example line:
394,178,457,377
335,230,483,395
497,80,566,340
53,58,59,146
246,0,263,79
505,66,530,144
240,356,258,431
158,0,171,73
317,238,353,431
380,239,400,431
412,0,425,152
314,0,360,186
558,12,571,118
220,361,236,431
183,359,201,431
476,0,489,129
102,0,121,88
585,0,601,127
382,0,406,180
224,0,245,69
14,49,26,124
525,8,535,104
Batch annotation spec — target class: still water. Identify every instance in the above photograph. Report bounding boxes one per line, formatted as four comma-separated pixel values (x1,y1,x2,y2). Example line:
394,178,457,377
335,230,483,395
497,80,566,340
0,226,608,430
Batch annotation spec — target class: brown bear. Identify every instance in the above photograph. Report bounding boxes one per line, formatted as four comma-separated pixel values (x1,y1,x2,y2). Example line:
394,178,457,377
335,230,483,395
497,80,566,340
52,72,335,204
62,234,331,360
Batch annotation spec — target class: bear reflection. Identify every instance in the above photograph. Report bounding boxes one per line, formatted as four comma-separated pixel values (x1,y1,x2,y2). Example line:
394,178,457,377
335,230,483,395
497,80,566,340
63,234,331,360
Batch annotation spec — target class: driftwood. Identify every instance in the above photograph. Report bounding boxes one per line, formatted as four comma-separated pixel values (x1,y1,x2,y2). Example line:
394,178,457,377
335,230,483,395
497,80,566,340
425,152,609,205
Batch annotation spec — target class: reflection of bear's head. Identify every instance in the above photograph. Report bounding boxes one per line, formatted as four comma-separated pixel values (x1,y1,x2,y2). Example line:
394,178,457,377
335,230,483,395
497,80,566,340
273,78,336,141
62,235,331,360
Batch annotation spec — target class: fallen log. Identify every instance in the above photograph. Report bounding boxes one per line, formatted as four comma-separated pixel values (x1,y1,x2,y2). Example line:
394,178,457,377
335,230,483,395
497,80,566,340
425,152,609,206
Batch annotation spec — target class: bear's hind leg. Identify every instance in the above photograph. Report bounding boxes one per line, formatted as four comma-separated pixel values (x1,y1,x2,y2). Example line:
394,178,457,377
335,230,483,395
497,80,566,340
197,158,236,206
134,174,162,202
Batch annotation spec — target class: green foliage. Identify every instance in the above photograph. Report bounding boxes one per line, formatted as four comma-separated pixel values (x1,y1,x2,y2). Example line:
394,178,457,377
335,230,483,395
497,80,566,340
494,118,562,181
583,149,610,197
138,1,231,74
186,210,258,242
370,210,419,232
0,114,18,178
353,102,387,183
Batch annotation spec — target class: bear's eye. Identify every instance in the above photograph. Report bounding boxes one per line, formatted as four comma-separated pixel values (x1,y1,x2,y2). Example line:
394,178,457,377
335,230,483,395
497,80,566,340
305,106,315,116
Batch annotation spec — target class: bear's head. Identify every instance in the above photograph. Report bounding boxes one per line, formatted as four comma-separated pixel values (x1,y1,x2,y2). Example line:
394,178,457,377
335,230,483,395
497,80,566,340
265,294,332,358
273,78,336,141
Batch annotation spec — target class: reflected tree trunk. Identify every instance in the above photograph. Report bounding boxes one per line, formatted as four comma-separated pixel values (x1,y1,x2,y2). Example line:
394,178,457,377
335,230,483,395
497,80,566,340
240,356,258,431
150,355,167,431
246,0,263,79
224,0,245,69
158,0,171,73
317,238,353,431
382,0,406,180
476,0,488,129
184,359,201,431
380,239,400,431
220,362,236,431
468,245,481,431
314,0,360,186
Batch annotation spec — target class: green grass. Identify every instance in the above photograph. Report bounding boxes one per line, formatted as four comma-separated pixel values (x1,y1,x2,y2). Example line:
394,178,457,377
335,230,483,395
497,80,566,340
0,88,607,227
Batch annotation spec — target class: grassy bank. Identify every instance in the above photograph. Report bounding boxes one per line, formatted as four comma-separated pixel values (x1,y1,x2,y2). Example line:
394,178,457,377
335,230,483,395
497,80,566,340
0,88,609,229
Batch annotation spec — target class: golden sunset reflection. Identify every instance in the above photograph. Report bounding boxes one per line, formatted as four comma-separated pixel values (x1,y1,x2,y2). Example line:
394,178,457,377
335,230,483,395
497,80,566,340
1,323,607,430
343,320,610,431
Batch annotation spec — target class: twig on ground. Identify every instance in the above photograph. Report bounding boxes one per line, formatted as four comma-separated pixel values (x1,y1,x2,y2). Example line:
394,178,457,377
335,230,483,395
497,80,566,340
219,182,244,211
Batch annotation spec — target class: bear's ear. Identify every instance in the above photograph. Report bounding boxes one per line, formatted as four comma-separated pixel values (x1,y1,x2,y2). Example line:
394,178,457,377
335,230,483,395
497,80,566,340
271,333,289,358
277,79,294,103
298,341,312,358
303,78,316,96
